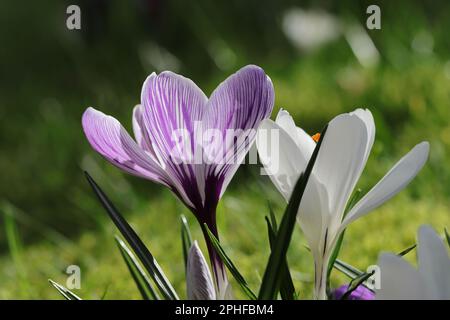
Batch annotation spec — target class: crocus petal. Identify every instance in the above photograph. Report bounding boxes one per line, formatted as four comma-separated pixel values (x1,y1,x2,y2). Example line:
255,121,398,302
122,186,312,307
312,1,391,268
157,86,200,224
256,119,304,201
341,142,429,230
82,107,167,185
218,282,234,300
376,253,424,300
418,225,450,299
186,241,216,300
297,174,328,263
333,284,375,300
141,72,208,163
141,71,209,209
350,108,375,166
206,65,274,197
275,108,316,161
307,111,373,235
132,104,158,159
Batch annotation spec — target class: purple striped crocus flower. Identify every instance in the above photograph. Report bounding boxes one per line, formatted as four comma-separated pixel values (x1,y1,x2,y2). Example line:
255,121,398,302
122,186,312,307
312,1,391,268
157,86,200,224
82,65,274,294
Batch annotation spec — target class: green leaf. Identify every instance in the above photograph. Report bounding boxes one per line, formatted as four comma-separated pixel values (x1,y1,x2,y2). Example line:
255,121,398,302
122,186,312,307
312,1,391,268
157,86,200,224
267,201,278,232
445,228,450,248
3,208,30,296
265,216,296,300
204,224,257,300
340,271,374,300
115,236,160,300
343,188,362,218
258,125,327,300
84,171,178,300
180,214,193,270
334,259,363,279
397,244,416,257
327,229,346,285
100,284,110,300
325,189,363,290
48,279,82,300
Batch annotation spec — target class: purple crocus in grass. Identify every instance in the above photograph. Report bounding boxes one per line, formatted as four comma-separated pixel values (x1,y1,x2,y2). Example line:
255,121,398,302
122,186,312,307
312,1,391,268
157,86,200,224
82,65,274,295
333,284,375,300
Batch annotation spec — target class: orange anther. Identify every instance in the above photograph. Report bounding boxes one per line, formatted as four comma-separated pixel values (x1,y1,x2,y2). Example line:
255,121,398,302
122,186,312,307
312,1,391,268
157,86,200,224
311,133,321,142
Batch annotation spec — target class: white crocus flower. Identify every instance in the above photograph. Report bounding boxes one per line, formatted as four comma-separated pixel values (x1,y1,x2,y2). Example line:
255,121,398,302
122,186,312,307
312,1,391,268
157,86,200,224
186,241,216,300
376,225,450,300
256,108,429,299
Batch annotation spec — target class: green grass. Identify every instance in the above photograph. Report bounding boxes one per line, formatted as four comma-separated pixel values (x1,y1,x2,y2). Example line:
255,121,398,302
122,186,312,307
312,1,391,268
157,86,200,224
0,171,448,299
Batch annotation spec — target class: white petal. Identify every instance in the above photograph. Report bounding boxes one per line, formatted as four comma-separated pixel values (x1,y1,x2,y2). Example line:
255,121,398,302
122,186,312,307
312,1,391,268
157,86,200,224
295,127,316,158
376,253,424,300
309,111,373,230
350,108,375,166
275,108,316,159
417,225,450,299
256,119,304,201
341,142,429,229
297,174,329,262
186,241,216,300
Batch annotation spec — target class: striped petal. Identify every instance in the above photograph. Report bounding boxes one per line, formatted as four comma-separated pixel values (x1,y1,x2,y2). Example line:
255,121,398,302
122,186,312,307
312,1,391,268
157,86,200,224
82,107,167,185
205,65,274,197
141,72,208,209
186,241,216,300
132,104,158,159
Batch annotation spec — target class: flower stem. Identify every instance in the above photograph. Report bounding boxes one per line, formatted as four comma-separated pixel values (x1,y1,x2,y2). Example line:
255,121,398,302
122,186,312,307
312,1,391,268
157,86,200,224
314,254,330,300
200,217,228,298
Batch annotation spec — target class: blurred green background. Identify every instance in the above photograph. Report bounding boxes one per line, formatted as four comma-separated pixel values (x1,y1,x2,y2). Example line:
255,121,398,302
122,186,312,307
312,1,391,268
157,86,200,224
0,0,448,299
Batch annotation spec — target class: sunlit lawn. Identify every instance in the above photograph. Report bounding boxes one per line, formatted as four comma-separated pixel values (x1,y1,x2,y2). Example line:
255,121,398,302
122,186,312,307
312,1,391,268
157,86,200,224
0,163,448,299
1,2,449,298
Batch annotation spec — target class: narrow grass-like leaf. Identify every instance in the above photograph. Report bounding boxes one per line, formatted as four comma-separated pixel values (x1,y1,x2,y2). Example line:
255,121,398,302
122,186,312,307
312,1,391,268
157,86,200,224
258,125,327,300
85,171,178,300
101,284,110,300
397,244,416,257
115,236,159,300
340,271,374,300
326,189,363,284
267,201,278,232
343,188,362,219
265,216,295,300
49,279,82,300
3,210,30,296
334,259,374,293
180,214,193,270
204,225,257,300
1,201,72,249
445,228,450,248
327,230,346,284
334,259,363,279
